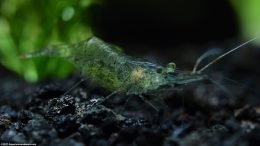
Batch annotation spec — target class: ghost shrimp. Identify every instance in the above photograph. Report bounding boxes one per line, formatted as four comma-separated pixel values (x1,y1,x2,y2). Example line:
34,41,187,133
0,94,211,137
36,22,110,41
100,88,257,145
22,37,208,95
22,36,259,101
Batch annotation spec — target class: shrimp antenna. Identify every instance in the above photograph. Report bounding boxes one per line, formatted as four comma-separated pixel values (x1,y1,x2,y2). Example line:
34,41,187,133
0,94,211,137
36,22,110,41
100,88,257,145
192,48,222,73
197,36,260,74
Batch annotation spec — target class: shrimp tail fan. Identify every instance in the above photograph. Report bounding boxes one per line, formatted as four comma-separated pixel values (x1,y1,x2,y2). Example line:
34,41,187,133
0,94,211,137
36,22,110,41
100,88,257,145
20,44,71,59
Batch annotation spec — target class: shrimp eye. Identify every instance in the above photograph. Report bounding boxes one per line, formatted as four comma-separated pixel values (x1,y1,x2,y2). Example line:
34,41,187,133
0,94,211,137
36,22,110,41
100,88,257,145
166,62,176,73
156,67,163,74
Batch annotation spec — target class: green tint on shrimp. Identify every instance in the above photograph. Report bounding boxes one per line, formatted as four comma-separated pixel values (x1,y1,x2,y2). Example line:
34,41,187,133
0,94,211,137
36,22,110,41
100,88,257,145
22,36,259,96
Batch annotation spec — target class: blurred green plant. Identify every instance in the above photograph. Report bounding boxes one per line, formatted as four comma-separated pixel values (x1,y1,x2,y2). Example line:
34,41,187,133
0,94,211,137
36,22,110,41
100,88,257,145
0,0,93,82
230,0,260,41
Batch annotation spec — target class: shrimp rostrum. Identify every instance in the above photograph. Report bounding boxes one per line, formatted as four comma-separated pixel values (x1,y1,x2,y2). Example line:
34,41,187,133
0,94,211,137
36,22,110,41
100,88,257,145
22,36,259,101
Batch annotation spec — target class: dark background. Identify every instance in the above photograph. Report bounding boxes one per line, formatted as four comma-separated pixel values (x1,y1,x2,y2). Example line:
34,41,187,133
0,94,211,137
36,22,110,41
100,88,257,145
88,0,238,58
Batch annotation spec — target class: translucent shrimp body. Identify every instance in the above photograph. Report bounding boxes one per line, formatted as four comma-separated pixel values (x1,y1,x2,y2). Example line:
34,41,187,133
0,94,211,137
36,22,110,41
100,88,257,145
23,37,207,95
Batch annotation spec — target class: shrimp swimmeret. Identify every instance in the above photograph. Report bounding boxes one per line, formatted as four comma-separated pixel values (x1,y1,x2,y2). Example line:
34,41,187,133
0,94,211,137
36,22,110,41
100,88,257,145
22,36,259,96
